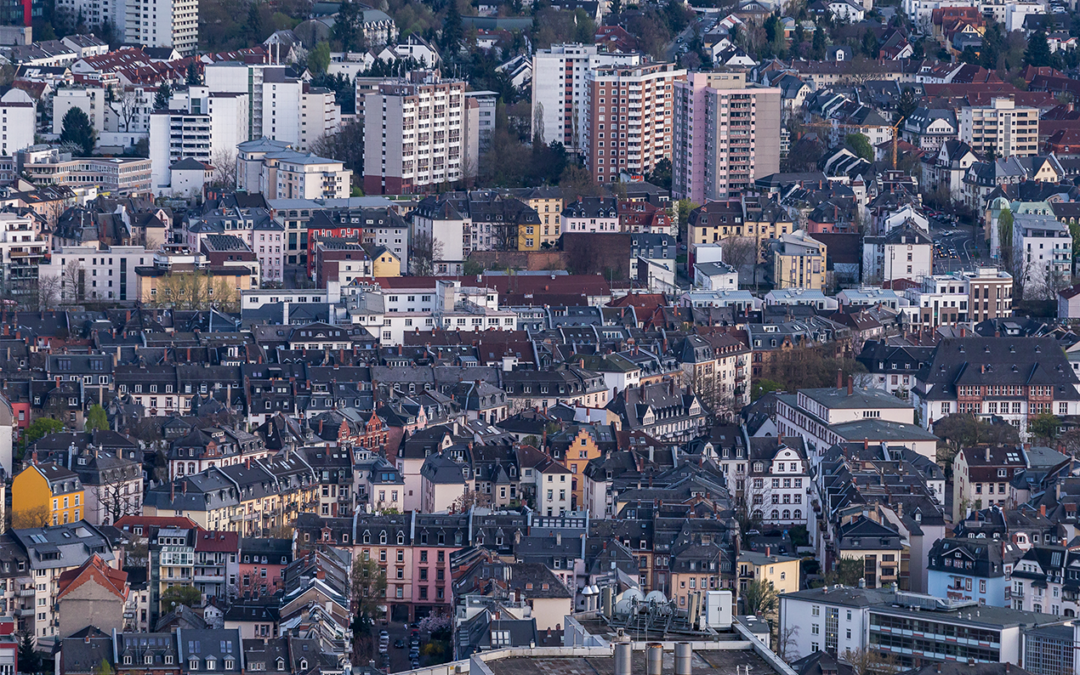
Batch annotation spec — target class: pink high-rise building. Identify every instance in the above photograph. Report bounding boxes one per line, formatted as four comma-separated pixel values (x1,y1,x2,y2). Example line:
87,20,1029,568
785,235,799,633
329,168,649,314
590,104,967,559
672,71,782,203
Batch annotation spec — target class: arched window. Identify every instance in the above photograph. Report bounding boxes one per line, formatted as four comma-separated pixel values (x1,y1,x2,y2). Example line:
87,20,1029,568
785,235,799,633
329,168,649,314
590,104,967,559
794,509,802,520
397,533,405,545
782,510,790,520
771,510,779,520
380,532,387,545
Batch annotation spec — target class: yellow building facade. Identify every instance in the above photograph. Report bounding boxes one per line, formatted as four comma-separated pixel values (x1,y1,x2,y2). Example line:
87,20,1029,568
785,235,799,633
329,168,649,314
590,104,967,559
12,463,85,527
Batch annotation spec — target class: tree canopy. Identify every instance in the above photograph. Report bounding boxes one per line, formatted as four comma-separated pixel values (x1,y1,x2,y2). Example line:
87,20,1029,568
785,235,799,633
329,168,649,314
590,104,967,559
60,107,96,156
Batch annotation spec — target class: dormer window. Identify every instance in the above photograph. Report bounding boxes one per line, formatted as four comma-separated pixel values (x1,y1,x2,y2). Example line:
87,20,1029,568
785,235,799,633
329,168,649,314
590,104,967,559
299,660,307,671
225,661,234,670
146,656,154,665
124,657,132,665
207,660,216,670
277,659,285,671
166,656,174,665
190,660,199,670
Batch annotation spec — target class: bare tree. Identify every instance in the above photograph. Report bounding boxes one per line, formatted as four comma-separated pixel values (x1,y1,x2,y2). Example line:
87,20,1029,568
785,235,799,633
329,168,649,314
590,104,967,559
62,260,84,303
450,488,492,514
12,504,51,529
94,465,143,525
410,230,443,275
842,647,900,675
776,624,800,662
114,88,141,133
720,236,758,287
210,148,238,190
37,274,61,309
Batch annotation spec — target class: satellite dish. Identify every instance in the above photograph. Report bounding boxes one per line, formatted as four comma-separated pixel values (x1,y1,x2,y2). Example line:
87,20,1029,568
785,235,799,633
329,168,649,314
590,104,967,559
645,590,668,605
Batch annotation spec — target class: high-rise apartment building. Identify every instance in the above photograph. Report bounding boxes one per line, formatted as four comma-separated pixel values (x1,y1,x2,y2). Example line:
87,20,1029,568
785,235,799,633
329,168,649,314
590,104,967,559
204,62,341,151
530,44,640,153
584,61,685,183
123,0,198,54
361,78,478,195
959,96,1039,158
673,71,781,203
147,86,249,192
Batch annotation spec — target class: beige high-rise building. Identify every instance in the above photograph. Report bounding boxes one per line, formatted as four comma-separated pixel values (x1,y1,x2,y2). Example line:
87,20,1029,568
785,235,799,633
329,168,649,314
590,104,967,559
583,61,685,183
673,71,782,202
959,97,1039,158
361,78,479,195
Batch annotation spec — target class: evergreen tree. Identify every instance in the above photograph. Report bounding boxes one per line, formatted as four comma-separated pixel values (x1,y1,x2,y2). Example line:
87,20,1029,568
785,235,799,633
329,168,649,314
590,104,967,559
861,29,880,58
1025,30,1052,67
811,26,826,59
154,82,171,110
334,0,363,52
60,107,96,156
441,0,462,52
247,3,264,43
187,61,201,85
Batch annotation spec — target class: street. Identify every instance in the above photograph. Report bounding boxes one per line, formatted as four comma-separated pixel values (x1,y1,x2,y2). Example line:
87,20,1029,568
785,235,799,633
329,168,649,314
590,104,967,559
930,214,984,275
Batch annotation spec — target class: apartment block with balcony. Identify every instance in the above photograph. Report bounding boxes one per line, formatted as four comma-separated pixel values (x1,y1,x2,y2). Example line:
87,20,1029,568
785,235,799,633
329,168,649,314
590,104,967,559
960,97,1039,158
583,61,685,183
672,71,781,202
148,87,249,194
1013,213,1072,299
123,0,198,54
362,78,477,194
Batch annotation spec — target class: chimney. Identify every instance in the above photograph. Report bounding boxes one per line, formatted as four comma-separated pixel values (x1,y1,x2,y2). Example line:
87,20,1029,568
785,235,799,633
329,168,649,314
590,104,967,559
182,481,187,495
985,447,990,463
847,376,853,396
765,545,771,557
1041,504,1047,517
837,369,843,389
171,482,175,500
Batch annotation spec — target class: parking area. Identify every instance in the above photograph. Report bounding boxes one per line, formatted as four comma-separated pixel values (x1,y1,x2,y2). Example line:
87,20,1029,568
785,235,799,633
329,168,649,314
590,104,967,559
376,622,425,673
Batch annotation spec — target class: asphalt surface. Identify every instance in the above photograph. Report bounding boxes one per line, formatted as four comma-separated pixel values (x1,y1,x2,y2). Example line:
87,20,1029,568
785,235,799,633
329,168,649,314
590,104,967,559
931,215,982,274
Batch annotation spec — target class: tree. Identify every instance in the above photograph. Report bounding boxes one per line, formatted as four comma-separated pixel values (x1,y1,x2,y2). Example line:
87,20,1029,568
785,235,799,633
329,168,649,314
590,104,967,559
36,274,60,310
18,630,40,675
160,584,202,611
12,504,51,529
114,88,141,133
309,41,331,74
861,29,880,58
26,417,64,444
752,379,783,401
1025,30,1052,67
677,199,699,229
409,230,443,276
85,404,109,432
441,0,462,52
187,61,201,85
826,557,865,586
895,87,918,123
309,120,365,173
95,465,142,525
351,556,388,631
742,578,778,617
246,2,265,43
60,107,96,156
811,25,826,59
63,259,84,302
998,208,1014,266
95,658,115,675
646,158,672,191
154,82,172,110
843,647,900,675
334,0,366,52
558,163,601,202
845,132,874,162
721,235,759,274
1030,413,1062,442
210,148,238,189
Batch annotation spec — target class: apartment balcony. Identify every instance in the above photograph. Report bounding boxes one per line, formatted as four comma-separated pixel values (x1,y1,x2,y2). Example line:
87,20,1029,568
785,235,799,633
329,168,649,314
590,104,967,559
14,608,33,617
194,574,225,583
16,587,34,597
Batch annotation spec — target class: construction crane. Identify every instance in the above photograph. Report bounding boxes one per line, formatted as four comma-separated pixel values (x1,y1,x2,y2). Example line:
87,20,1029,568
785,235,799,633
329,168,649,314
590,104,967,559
891,115,907,170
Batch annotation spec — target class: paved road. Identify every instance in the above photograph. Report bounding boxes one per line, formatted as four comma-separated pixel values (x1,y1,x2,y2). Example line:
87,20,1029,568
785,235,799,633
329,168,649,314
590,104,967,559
931,216,981,274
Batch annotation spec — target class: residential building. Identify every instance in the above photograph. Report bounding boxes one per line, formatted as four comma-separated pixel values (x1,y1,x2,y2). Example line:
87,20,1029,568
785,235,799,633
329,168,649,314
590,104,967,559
862,224,933,285
927,537,1017,607
530,44,638,152
55,554,129,638
771,230,826,291
584,61,686,183
913,337,1080,437
204,63,340,151
1012,213,1072,299
12,462,84,527
960,97,1040,158
560,196,619,233
361,78,476,194
123,0,198,54
148,86,249,194
672,71,781,203
952,445,1028,521
737,549,800,596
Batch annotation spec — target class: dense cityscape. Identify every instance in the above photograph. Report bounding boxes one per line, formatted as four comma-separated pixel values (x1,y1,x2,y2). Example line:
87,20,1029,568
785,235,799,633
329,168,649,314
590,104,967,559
0,0,1072,674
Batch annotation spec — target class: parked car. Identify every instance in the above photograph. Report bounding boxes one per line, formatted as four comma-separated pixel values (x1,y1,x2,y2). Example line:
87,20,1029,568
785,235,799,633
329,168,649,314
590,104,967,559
394,639,405,649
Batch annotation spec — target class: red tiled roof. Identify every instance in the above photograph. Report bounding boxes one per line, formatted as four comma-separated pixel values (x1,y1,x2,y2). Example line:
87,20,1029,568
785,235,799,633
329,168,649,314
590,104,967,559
56,554,128,603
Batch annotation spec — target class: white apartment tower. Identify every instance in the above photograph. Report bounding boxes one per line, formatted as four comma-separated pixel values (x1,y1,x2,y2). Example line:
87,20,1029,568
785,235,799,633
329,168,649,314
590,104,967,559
148,86,249,193
673,71,782,203
204,62,341,151
0,89,37,157
361,79,478,195
583,61,686,183
124,0,198,55
530,44,640,153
